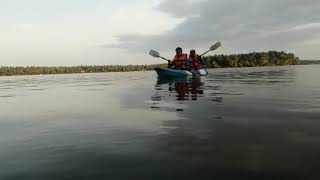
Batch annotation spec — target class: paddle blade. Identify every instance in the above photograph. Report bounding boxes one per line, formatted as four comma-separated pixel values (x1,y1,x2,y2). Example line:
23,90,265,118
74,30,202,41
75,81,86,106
149,49,161,58
210,41,222,51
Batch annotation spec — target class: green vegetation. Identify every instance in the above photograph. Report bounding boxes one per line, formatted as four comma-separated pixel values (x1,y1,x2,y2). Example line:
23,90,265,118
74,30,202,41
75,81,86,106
202,51,300,68
298,60,320,65
0,51,307,76
0,64,167,76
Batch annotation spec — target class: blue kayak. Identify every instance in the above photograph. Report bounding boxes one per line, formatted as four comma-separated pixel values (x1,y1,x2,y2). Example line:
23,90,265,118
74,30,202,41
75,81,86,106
154,68,208,78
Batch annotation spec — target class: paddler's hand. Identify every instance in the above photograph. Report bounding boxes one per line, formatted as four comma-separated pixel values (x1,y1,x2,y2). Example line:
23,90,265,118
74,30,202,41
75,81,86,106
167,60,172,68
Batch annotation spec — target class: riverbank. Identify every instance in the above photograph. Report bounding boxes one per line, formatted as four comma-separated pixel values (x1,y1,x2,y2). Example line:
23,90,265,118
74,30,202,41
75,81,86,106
202,51,300,68
1,51,319,76
2,63,320,77
0,64,168,76
298,60,320,65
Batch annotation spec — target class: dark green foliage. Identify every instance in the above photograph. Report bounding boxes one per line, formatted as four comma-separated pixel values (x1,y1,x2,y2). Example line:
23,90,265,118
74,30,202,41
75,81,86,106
298,60,320,65
0,64,167,76
202,51,300,68
0,51,304,76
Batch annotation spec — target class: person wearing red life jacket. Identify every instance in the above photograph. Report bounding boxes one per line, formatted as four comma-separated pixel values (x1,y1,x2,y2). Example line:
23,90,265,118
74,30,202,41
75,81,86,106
189,50,204,70
169,47,189,70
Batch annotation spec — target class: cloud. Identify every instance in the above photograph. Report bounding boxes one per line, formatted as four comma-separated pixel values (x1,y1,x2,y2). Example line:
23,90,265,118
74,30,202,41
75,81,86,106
0,0,184,66
156,0,205,18
105,0,320,59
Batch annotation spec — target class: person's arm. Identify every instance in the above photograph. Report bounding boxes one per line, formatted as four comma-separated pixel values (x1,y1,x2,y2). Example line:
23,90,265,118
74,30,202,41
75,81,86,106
167,60,172,68
169,58,175,68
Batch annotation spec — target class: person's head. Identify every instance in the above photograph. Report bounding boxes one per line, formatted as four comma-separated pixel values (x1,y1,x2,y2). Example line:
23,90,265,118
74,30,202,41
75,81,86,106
190,50,196,56
175,47,183,56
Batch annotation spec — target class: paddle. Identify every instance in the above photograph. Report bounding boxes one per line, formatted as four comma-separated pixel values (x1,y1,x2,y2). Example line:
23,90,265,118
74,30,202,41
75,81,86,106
149,49,171,63
198,41,221,70
149,41,221,61
200,41,221,57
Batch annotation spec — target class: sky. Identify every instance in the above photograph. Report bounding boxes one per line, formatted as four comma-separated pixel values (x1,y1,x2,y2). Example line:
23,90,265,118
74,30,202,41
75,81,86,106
1,0,319,66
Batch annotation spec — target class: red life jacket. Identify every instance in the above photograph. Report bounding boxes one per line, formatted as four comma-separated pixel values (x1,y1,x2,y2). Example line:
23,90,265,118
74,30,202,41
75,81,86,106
189,55,203,70
172,54,188,69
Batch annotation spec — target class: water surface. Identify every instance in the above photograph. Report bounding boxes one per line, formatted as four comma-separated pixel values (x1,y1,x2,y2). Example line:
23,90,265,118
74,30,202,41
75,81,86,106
0,65,319,180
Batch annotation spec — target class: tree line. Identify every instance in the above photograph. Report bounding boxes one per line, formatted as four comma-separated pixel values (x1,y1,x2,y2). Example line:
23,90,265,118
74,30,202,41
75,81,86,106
298,60,320,65
0,64,167,76
0,51,306,76
202,51,300,68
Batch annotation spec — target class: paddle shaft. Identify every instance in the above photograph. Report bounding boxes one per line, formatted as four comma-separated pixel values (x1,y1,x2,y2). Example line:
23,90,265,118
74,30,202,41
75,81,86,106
160,57,171,62
200,49,211,57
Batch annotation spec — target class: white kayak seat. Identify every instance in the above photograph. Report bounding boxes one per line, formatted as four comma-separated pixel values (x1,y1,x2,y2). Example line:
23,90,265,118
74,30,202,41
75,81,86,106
197,69,208,76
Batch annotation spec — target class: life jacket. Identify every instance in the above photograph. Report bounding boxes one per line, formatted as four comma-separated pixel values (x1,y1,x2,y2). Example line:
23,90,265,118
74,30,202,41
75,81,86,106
172,54,188,69
189,55,203,70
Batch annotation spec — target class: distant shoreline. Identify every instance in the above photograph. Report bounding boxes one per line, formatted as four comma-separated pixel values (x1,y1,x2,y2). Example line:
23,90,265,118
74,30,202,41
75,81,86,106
1,63,319,77
298,60,320,65
1,51,319,76
0,64,168,77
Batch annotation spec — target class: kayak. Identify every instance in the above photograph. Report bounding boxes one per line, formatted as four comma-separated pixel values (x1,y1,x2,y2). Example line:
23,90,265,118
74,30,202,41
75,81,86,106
154,68,208,78
155,68,192,78
197,69,209,76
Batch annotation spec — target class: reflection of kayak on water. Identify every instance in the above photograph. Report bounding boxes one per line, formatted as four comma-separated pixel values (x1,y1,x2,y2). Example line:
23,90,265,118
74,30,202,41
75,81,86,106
154,68,208,78
156,77,204,101
156,77,189,85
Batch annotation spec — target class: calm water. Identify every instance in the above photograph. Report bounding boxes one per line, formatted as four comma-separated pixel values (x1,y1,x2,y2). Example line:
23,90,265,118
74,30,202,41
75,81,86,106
0,65,319,180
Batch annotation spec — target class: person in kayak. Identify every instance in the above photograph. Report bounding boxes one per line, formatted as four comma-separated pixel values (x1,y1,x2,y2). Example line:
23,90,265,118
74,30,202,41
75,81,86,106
169,47,189,70
189,50,204,70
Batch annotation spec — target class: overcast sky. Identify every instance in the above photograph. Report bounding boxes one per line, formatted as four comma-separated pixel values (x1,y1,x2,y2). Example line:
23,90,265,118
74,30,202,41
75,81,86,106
1,0,319,66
